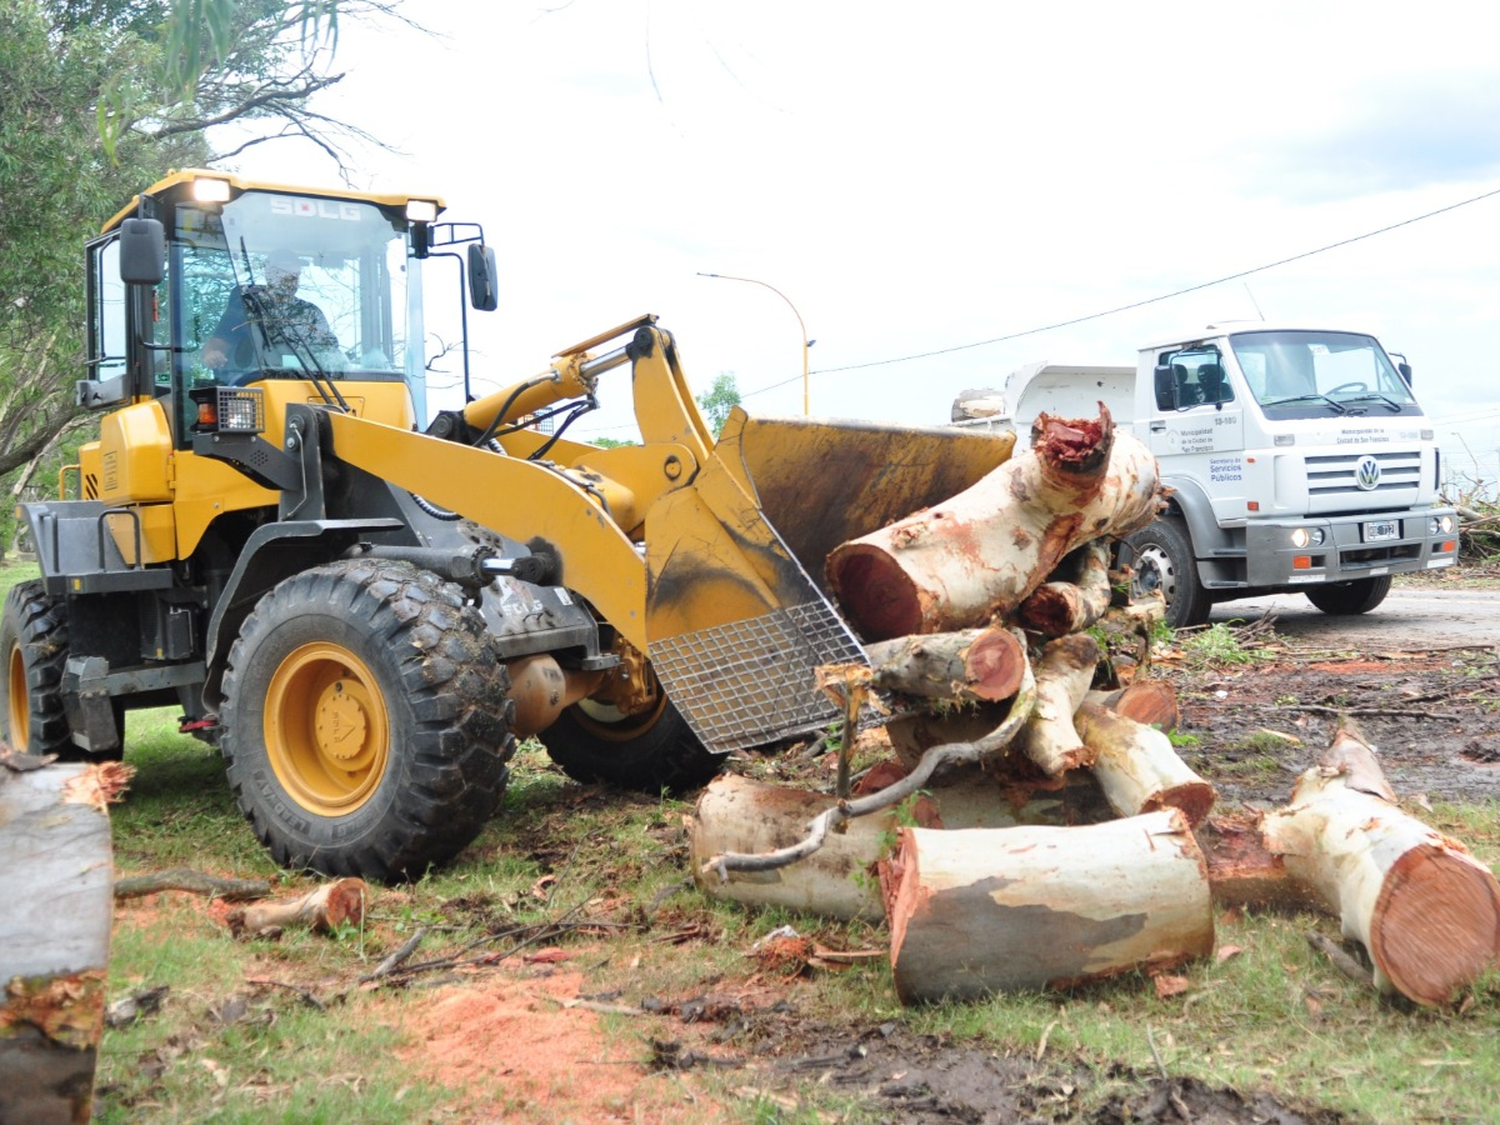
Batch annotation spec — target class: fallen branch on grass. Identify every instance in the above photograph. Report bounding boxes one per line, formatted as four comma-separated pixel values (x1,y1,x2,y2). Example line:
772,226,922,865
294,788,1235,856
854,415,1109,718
115,868,272,901
226,878,367,938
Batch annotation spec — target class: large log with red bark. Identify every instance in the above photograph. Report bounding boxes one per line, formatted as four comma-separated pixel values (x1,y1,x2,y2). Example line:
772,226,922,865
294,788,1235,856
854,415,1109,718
826,406,1160,641
1260,727,1500,1006
881,810,1213,1003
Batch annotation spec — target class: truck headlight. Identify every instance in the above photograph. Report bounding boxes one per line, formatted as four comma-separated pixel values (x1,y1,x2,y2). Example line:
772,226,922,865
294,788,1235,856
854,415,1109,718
1290,528,1325,549
1430,514,1454,535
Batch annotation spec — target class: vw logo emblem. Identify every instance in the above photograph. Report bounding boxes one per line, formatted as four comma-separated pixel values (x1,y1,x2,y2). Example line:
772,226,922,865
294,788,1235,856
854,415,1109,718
1355,455,1381,490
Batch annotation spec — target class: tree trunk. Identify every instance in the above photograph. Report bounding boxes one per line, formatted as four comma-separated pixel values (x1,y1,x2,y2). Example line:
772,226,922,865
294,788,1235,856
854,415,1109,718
1086,680,1181,732
0,763,115,1125
1074,701,1216,826
1260,728,1500,1006
826,406,1160,640
691,768,1119,921
1014,539,1114,636
864,624,1027,705
1013,633,1100,776
881,810,1213,1003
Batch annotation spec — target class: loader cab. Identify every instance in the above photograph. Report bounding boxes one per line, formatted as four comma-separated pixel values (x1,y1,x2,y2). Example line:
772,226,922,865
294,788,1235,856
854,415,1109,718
82,170,500,448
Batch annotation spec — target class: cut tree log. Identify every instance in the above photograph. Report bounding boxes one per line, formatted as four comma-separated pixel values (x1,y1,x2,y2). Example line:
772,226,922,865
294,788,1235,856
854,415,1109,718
1074,701,1216,827
864,624,1027,705
227,878,369,938
1014,539,1114,636
826,405,1160,641
691,767,1117,921
1086,680,1180,732
1013,633,1100,776
1260,727,1500,1006
1,762,117,1125
881,810,1213,1003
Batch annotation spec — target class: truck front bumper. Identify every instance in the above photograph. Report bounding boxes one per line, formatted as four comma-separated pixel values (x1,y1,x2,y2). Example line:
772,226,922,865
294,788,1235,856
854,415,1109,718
1245,508,1459,588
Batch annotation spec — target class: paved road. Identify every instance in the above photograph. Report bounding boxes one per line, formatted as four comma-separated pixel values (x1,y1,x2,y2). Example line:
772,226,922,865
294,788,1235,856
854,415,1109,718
1208,586,1500,648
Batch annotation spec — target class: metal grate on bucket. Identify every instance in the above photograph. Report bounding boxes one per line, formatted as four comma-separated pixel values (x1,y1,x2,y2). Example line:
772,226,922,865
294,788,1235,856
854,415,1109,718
651,600,875,754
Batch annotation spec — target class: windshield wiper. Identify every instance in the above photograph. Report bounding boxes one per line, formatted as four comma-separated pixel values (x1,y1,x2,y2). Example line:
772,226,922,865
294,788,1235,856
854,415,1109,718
1263,393,1348,415
1339,392,1404,413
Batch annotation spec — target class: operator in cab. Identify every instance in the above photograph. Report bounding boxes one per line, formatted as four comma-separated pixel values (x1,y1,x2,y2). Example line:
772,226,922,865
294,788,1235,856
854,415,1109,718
202,249,344,380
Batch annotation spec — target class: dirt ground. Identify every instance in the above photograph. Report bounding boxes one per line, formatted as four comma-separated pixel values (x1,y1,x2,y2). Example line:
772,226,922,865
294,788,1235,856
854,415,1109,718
381,599,1499,1124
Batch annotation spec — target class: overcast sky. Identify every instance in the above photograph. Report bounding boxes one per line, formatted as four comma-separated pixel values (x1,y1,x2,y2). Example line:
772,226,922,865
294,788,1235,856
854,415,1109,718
228,1,1500,489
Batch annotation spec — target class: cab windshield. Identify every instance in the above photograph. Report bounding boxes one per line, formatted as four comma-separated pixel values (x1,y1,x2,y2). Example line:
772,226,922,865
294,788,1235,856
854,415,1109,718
1230,330,1421,418
171,191,420,387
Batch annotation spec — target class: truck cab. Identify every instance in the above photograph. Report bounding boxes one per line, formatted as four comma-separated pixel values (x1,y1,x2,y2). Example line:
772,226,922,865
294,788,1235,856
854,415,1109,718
972,323,1458,627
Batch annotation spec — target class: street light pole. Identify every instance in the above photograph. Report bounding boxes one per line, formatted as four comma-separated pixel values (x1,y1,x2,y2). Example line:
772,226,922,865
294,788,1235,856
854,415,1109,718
697,272,812,416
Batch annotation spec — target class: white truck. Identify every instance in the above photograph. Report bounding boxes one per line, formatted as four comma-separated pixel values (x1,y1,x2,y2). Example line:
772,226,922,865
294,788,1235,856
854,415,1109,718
954,323,1459,628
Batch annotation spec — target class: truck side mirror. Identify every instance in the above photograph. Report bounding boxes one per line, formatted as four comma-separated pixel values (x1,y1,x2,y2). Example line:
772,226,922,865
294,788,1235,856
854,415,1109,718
119,218,166,286
1153,364,1177,410
468,243,498,312
1398,362,1412,387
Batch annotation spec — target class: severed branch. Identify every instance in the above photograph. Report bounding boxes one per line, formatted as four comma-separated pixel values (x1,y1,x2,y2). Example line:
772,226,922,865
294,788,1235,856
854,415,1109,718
700,639,1036,881
116,868,272,901
1014,539,1115,636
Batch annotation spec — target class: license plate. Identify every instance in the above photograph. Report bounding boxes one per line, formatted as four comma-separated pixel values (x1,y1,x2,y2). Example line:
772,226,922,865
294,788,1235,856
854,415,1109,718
1363,520,1399,542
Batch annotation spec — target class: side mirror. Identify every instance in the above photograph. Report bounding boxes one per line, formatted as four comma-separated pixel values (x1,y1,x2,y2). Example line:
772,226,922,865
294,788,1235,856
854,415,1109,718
1398,361,1412,387
468,243,498,312
1153,364,1177,410
119,218,166,286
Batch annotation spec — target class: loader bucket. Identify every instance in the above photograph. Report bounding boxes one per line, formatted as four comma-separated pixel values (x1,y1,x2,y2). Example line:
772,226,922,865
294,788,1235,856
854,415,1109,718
645,410,1014,754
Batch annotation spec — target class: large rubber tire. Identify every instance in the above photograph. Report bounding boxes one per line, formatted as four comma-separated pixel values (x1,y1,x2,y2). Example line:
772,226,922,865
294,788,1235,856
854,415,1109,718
220,560,515,881
1124,517,1212,629
2,580,75,757
539,692,724,794
1304,575,1392,616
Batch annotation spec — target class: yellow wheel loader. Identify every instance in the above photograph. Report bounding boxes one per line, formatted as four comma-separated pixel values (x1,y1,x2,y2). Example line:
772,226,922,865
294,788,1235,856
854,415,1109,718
3,170,1013,881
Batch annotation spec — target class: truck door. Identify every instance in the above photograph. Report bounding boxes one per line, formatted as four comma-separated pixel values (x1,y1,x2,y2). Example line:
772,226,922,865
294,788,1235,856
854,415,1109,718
1147,348,1247,521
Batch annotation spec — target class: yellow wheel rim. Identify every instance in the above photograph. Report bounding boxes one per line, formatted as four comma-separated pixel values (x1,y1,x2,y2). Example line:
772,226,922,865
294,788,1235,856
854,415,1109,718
575,690,667,742
265,642,390,817
7,642,29,749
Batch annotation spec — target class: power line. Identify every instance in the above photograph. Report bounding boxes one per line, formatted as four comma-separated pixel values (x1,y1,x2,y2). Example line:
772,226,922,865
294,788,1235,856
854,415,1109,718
739,182,1500,397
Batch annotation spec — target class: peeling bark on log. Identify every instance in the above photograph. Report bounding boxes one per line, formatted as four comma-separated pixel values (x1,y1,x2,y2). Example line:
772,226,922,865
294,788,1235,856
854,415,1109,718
1014,633,1100,776
1260,728,1500,1006
0,763,114,1125
864,624,1027,704
881,810,1214,1003
826,406,1160,641
227,879,368,938
1074,702,1216,827
1014,539,1115,636
1086,680,1180,732
691,768,1118,920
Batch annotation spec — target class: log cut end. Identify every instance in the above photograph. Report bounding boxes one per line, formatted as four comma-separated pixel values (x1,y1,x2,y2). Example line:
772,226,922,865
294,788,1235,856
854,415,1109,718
963,627,1029,701
1030,403,1113,478
1369,844,1500,1007
826,543,926,642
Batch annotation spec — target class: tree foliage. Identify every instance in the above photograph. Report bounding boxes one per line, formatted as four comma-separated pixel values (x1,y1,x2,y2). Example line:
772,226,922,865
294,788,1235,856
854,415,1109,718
0,0,393,485
696,371,742,437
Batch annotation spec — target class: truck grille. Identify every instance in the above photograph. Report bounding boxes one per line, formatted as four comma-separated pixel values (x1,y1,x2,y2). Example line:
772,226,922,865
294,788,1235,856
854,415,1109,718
1304,449,1424,510
650,601,879,755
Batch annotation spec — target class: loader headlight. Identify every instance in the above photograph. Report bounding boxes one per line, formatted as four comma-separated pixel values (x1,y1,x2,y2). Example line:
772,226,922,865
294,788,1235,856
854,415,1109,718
405,199,439,223
191,177,232,203
192,387,266,434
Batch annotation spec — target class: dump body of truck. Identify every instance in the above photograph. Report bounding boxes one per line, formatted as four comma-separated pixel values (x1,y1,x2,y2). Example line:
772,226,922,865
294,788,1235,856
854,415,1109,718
958,324,1457,627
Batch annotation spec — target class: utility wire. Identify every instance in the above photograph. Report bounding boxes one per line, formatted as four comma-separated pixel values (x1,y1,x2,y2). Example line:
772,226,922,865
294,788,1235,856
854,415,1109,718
740,182,1500,397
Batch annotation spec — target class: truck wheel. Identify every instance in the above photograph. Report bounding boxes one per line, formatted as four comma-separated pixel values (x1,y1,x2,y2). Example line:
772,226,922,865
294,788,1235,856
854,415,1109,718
1124,517,1211,629
220,560,515,881
2,581,75,757
1304,575,1392,616
540,692,724,793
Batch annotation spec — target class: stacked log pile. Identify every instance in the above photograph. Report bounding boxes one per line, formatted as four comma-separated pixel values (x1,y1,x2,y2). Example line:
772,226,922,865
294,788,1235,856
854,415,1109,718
691,406,1500,1007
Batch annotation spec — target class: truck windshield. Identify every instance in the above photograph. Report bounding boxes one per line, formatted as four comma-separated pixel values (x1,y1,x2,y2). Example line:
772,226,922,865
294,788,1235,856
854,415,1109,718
172,191,418,386
1230,330,1421,418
